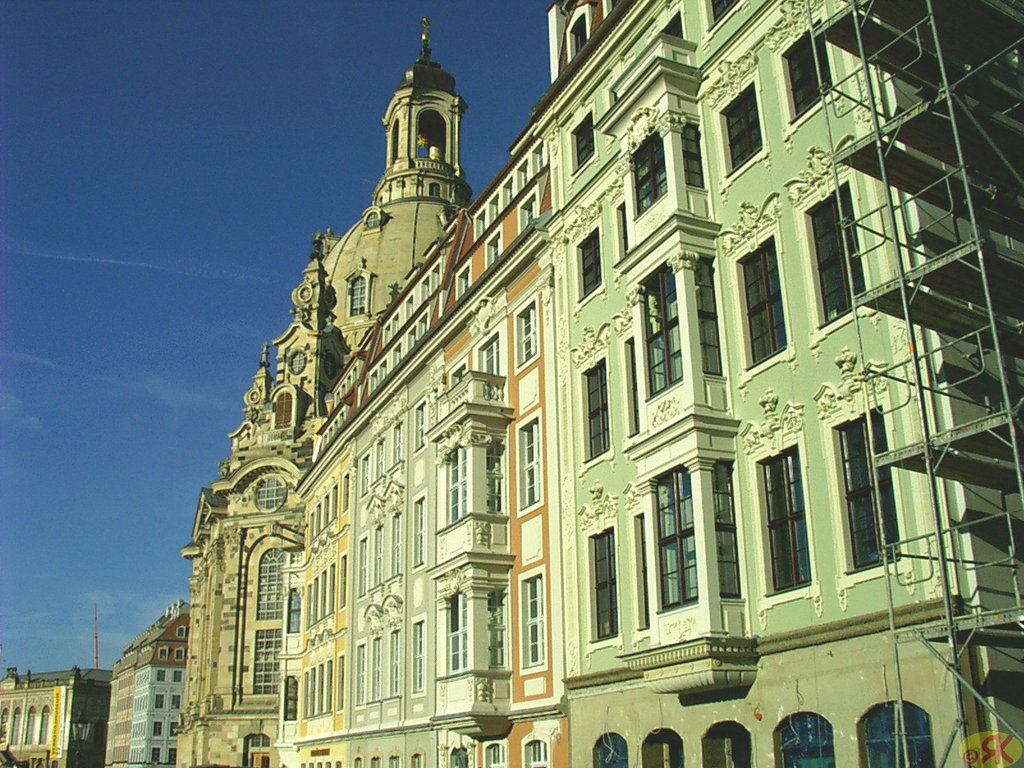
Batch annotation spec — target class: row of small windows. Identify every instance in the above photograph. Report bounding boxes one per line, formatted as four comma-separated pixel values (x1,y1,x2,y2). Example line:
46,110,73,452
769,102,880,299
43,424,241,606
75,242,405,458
130,747,176,765
0,706,50,745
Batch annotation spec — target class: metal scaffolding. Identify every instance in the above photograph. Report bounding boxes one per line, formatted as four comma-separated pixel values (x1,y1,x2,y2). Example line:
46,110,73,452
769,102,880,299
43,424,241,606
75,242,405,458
811,0,1024,760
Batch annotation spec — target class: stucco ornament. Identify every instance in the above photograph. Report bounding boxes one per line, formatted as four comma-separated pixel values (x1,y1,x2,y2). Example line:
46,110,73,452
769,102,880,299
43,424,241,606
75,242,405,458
435,423,473,465
740,387,805,456
382,594,404,627
469,296,506,338
703,50,759,109
764,0,824,51
365,604,385,636
625,106,661,152
784,147,833,206
571,324,611,369
650,397,681,428
579,481,619,536
813,346,887,421
668,249,701,273
437,568,469,600
563,199,603,244
718,193,782,258
473,677,494,703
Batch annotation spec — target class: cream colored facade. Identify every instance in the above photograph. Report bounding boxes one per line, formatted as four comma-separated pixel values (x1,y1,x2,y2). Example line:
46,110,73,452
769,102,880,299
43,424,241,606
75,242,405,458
181,4,1023,768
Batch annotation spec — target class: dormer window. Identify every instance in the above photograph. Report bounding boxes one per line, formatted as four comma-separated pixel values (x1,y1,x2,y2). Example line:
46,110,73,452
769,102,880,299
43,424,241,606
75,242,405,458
350,276,367,315
570,16,588,57
365,212,380,229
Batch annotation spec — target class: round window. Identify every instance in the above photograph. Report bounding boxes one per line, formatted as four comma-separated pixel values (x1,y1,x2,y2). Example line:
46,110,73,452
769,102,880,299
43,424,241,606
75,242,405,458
255,476,286,510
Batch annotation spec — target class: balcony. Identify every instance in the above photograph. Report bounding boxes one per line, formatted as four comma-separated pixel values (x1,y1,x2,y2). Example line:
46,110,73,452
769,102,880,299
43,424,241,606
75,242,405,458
433,370,512,432
433,670,512,739
621,636,758,697
437,511,509,566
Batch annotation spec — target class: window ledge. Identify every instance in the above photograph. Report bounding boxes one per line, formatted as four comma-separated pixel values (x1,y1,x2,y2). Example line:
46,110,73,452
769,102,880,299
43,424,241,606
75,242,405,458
724,146,768,182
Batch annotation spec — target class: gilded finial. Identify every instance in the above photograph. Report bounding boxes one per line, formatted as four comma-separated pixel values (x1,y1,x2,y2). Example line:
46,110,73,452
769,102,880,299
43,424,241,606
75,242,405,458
420,17,432,60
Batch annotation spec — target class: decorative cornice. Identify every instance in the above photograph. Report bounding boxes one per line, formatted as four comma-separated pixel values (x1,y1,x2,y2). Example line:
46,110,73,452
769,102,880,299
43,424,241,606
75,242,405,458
578,481,619,537
813,347,887,422
784,146,832,207
571,324,611,370
764,0,824,52
740,387,804,456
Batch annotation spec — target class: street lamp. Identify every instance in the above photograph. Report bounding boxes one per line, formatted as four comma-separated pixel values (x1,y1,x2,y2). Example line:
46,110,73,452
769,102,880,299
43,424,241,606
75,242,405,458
68,713,91,768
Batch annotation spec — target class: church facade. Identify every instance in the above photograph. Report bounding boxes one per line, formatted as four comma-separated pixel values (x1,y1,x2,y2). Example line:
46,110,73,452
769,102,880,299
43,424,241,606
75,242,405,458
180,2,1024,767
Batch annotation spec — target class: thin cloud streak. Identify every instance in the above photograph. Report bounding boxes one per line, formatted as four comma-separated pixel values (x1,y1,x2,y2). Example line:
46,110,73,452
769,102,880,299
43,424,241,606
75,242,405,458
3,245,278,286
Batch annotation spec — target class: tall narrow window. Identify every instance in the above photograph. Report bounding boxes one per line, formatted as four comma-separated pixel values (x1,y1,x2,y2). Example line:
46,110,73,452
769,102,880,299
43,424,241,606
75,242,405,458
391,514,402,577
448,593,469,673
523,576,546,667
519,420,541,508
479,334,500,375
712,0,739,22
655,468,698,607
339,554,347,609
415,403,426,449
287,589,302,633
412,621,425,692
579,230,602,298
253,629,282,694
283,677,298,722
373,526,384,585
811,185,864,321
517,304,538,365
413,499,426,566
393,423,404,464
448,447,468,524
633,133,667,215
585,361,610,459
616,203,629,256
762,448,811,591
786,34,832,119
573,113,595,168
371,637,382,701
570,15,588,56
682,124,705,188
358,538,368,596
724,86,762,170
336,655,345,710
839,413,898,568
257,550,285,620
486,441,504,515
355,644,366,704
634,515,650,629
624,339,640,436
350,276,367,315
696,258,723,375
487,589,506,668
591,529,619,639
642,267,683,394
274,392,293,428
389,630,401,697
526,740,549,768
713,462,741,597
325,659,333,713
328,564,336,613
743,240,787,363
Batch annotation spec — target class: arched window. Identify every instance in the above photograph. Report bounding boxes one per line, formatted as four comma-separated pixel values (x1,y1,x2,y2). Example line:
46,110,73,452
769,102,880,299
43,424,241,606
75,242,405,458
429,182,441,197
350,276,367,315
11,708,21,744
417,110,446,160
861,702,935,768
256,549,285,620
25,707,35,745
366,211,380,228
775,713,835,768
642,729,683,768
1,709,9,743
275,392,293,428
37,707,49,744
390,120,400,164
526,740,549,768
243,733,271,768
703,722,751,768
449,748,468,768
594,733,628,768
485,744,507,768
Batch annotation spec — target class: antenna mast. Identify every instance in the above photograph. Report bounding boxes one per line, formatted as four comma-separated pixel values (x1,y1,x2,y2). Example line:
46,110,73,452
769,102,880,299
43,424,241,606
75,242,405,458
93,604,99,668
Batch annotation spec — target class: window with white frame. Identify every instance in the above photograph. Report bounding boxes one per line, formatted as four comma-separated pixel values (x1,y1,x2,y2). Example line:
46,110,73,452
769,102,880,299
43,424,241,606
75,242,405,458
519,420,541,508
391,514,402,577
525,739,549,768
371,636,382,700
479,334,500,375
392,423,404,464
358,538,368,596
486,441,504,515
412,621,425,692
487,589,506,668
336,654,345,710
389,629,401,697
447,447,468,524
414,403,426,449
516,303,538,365
373,526,384,585
413,498,426,566
361,455,370,495
484,744,507,768
487,235,501,267
448,593,469,673
355,644,366,704
522,576,545,667
457,268,470,298
520,196,536,229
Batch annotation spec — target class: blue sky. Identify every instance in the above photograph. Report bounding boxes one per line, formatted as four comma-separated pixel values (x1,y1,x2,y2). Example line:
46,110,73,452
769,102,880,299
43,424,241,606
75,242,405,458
0,1,550,671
